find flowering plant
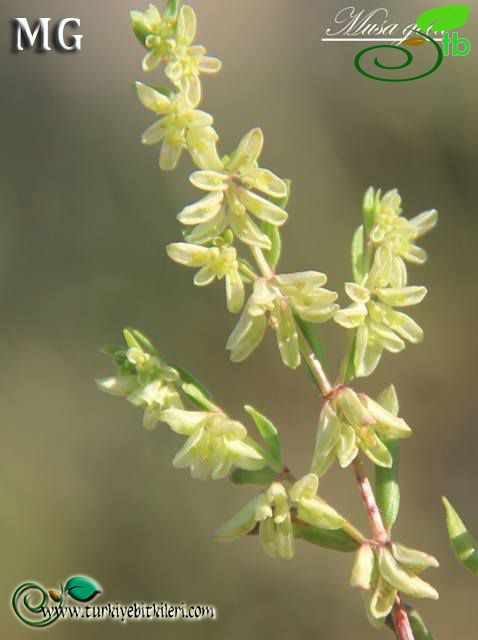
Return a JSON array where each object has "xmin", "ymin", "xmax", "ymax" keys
[{"xmin": 94, "ymin": 2, "xmax": 475, "ymax": 637}]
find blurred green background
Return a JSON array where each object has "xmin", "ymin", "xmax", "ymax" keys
[{"xmin": 1, "ymin": 0, "xmax": 477, "ymax": 637}]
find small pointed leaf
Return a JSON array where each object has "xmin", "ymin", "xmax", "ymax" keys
[
  {"xmin": 127, "ymin": 328, "xmax": 158, "ymax": 355},
  {"xmin": 163, "ymin": 0, "xmax": 179, "ymax": 19},
  {"xmin": 244, "ymin": 405, "xmax": 282, "ymax": 465},
  {"xmin": 293, "ymin": 522, "xmax": 358, "ymax": 553},
  {"xmin": 173, "ymin": 365, "xmax": 214, "ymax": 402},
  {"xmin": 230, "ymin": 467, "xmax": 278, "ymax": 485},
  {"xmin": 352, "ymin": 225, "xmax": 367, "ymax": 284},
  {"xmin": 408, "ymin": 608, "xmax": 434, "ymax": 640},
  {"xmin": 442, "ymin": 497, "xmax": 478, "ymax": 575},
  {"xmin": 130, "ymin": 11, "xmax": 150, "ymax": 46}
]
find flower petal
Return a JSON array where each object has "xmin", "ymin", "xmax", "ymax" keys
[
  {"xmin": 229, "ymin": 212, "xmax": 272, "ymax": 250},
  {"xmin": 142, "ymin": 119, "xmax": 167, "ymax": 145},
  {"xmin": 378, "ymin": 548, "xmax": 439, "ymax": 600},
  {"xmin": 177, "ymin": 192, "xmax": 224, "ymax": 225},
  {"xmin": 96, "ymin": 376, "xmax": 138, "ymax": 396},
  {"xmin": 237, "ymin": 187, "xmax": 288, "ymax": 225},
  {"xmin": 198, "ymin": 56, "xmax": 222, "ymax": 74},
  {"xmin": 136, "ymin": 82, "xmax": 171, "ymax": 113},
  {"xmin": 226, "ymin": 309, "xmax": 267, "ymax": 362},
  {"xmin": 375, "ymin": 286, "xmax": 427, "ymax": 308},
  {"xmin": 213, "ymin": 498, "xmax": 258, "ymax": 541},
  {"xmin": 167, "ymin": 242, "xmax": 209, "ymax": 267},
  {"xmin": 243, "ymin": 168, "xmax": 287, "ymax": 198},
  {"xmin": 160, "ymin": 408, "xmax": 209, "ymax": 435},
  {"xmin": 190, "ymin": 170, "xmax": 228, "ymax": 191},
  {"xmin": 225, "ymin": 270, "xmax": 245, "ymax": 314},
  {"xmin": 160, "ymin": 139, "xmax": 183, "ymax": 171},
  {"xmin": 177, "ymin": 5, "xmax": 197, "ymax": 46},
  {"xmin": 228, "ymin": 128, "xmax": 264, "ymax": 173}
]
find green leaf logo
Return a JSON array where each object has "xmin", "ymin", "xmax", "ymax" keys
[
  {"xmin": 416, "ymin": 5, "xmax": 471, "ymax": 33},
  {"xmin": 64, "ymin": 576, "xmax": 101, "ymax": 603}
]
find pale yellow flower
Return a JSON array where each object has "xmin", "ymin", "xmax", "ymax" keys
[
  {"xmin": 335, "ymin": 246, "xmax": 426, "ymax": 377},
  {"xmin": 179, "ymin": 128, "xmax": 288, "ymax": 249},
  {"xmin": 136, "ymin": 82, "xmax": 215, "ymax": 170},
  {"xmin": 227, "ymin": 273, "xmax": 338, "ymax": 368},
  {"xmin": 167, "ymin": 242, "xmax": 244, "ymax": 313},
  {"xmin": 311, "ymin": 386, "xmax": 411, "ymax": 476},
  {"xmin": 159, "ymin": 408, "xmax": 266, "ymax": 480}
]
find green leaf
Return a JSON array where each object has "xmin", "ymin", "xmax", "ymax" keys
[
  {"xmin": 260, "ymin": 179, "xmax": 290, "ymax": 269},
  {"xmin": 64, "ymin": 576, "xmax": 101, "ymax": 603},
  {"xmin": 173, "ymin": 365, "xmax": 214, "ymax": 402},
  {"xmin": 375, "ymin": 438, "xmax": 400, "ymax": 531},
  {"xmin": 244, "ymin": 405, "xmax": 282, "ymax": 465},
  {"xmin": 101, "ymin": 344, "xmax": 127, "ymax": 360},
  {"xmin": 130, "ymin": 11, "xmax": 150, "ymax": 47},
  {"xmin": 293, "ymin": 522, "xmax": 358, "ymax": 553},
  {"xmin": 125, "ymin": 328, "xmax": 158, "ymax": 355},
  {"xmin": 181, "ymin": 383, "xmax": 216, "ymax": 411},
  {"xmin": 230, "ymin": 467, "xmax": 278, "ymax": 485},
  {"xmin": 351, "ymin": 225, "xmax": 366, "ymax": 284},
  {"xmin": 362, "ymin": 187, "xmax": 375, "ymax": 233},
  {"xmin": 408, "ymin": 608, "xmax": 434, "ymax": 640},
  {"xmin": 163, "ymin": 0, "xmax": 180, "ymax": 19},
  {"xmin": 442, "ymin": 497, "xmax": 478, "ymax": 575},
  {"xmin": 416, "ymin": 6, "xmax": 471, "ymax": 33}
]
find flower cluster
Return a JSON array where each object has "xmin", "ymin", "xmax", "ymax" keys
[
  {"xmin": 311, "ymin": 385, "xmax": 411, "ymax": 476},
  {"xmin": 96, "ymin": 331, "xmax": 183, "ymax": 430},
  {"xmin": 335, "ymin": 189, "xmax": 437, "ymax": 377},
  {"xmin": 214, "ymin": 473, "xmax": 345, "ymax": 559},
  {"xmin": 112, "ymin": 4, "xmax": 442, "ymax": 635},
  {"xmin": 97, "ymin": 329, "xmax": 270, "ymax": 480},
  {"xmin": 132, "ymin": 3, "xmax": 221, "ymax": 102},
  {"xmin": 351, "ymin": 541, "xmax": 438, "ymax": 626},
  {"xmin": 160, "ymin": 407, "xmax": 266, "ymax": 480},
  {"xmin": 180, "ymin": 128, "xmax": 289, "ymax": 249},
  {"xmin": 167, "ymin": 242, "xmax": 244, "ymax": 313},
  {"xmin": 132, "ymin": 1, "xmax": 338, "ymax": 369},
  {"xmin": 227, "ymin": 273, "xmax": 338, "ymax": 368}
]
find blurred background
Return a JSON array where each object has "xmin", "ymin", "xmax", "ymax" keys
[{"xmin": 1, "ymin": 0, "xmax": 477, "ymax": 637}]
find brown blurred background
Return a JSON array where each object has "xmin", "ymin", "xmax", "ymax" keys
[{"xmin": 1, "ymin": 0, "xmax": 477, "ymax": 638}]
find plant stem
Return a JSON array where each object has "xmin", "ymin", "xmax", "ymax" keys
[
  {"xmin": 297, "ymin": 325, "xmax": 415, "ymax": 640},
  {"xmin": 250, "ymin": 245, "xmax": 274, "ymax": 279},
  {"xmin": 392, "ymin": 595, "xmax": 415, "ymax": 640},
  {"xmin": 353, "ymin": 457, "xmax": 389, "ymax": 544},
  {"xmin": 297, "ymin": 328, "xmax": 332, "ymax": 397}
]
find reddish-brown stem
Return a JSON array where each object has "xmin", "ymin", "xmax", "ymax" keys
[
  {"xmin": 294, "ymin": 328, "xmax": 415, "ymax": 640},
  {"xmin": 353, "ymin": 461, "xmax": 415, "ymax": 640},
  {"xmin": 353, "ymin": 458, "xmax": 389, "ymax": 545},
  {"xmin": 392, "ymin": 595, "xmax": 415, "ymax": 640}
]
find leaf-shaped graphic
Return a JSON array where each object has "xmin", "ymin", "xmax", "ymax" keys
[
  {"xmin": 403, "ymin": 36, "xmax": 427, "ymax": 47},
  {"xmin": 416, "ymin": 5, "xmax": 471, "ymax": 33},
  {"xmin": 64, "ymin": 576, "xmax": 101, "ymax": 603}
]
